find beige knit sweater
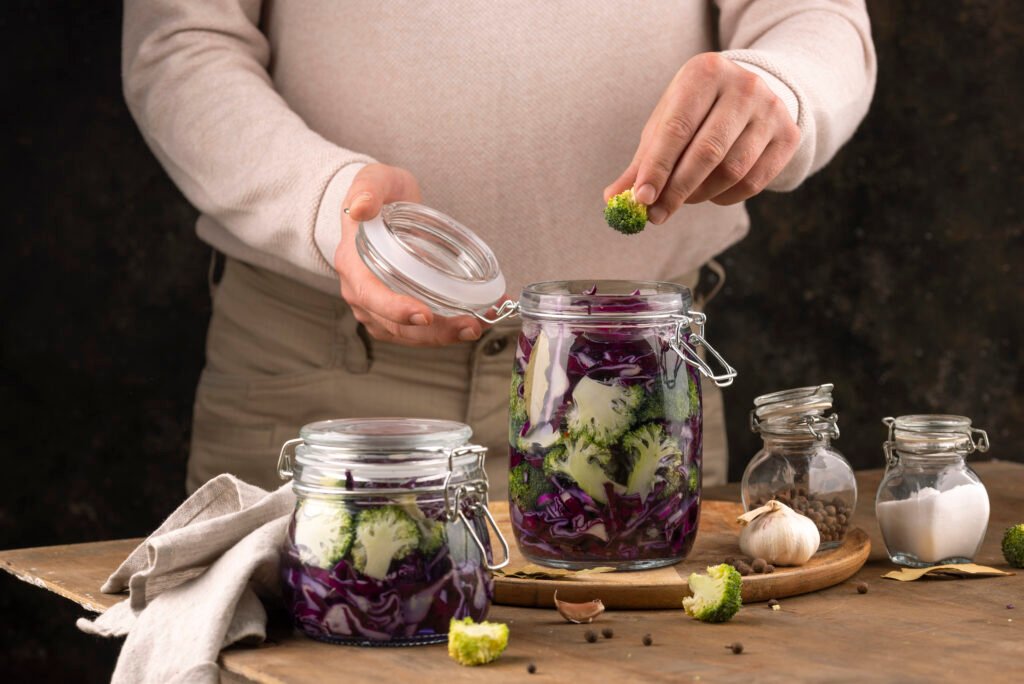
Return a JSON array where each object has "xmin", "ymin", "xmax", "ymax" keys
[{"xmin": 123, "ymin": 1, "xmax": 875, "ymax": 298}]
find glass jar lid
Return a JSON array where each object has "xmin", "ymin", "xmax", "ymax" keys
[
  {"xmin": 298, "ymin": 417, "xmax": 472, "ymax": 454},
  {"xmin": 883, "ymin": 415, "xmax": 990, "ymax": 457},
  {"xmin": 750, "ymin": 384, "xmax": 840, "ymax": 439},
  {"xmin": 277, "ymin": 418, "xmax": 486, "ymax": 494},
  {"xmin": 356, "ymin": 202, "xmax": 507, "ymax": 317}
]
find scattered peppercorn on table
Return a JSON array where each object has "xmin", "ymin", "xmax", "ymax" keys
[{"xmin": 2, "ymin": 463, "xmax": 1021, "ymax": 682}]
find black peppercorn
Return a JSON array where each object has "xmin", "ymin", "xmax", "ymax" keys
[
  {"xmin": 751, "ymin": 558, "xmax": 767, "ymax": 573},
  {"xmin": 601, "ymin": 627, "xmax": 614, "ymax": 639},
  {"xmin": 527, "ymin": 663, "xmax": 537, "ymax": 674},
  {"xmin": 763, "ymin": 564, "xmax": 775, "ymax": 574},
  {"xmin": 642, "ymin": 634, "xmax": 653, "ymax": 646},
  {"xmin": 856, "ymin": 581, "xmax": 868, "ymax": 594},
  {"xmin": 734, "ymin": 561, "xmax": 752, "ymax": 576},
  {"xmin": 767, "ymin": 599, "xmax": 780, "ymax": 608},
  {"xmin": 725, "ymin": 642, "xmax": 744, "ymax": 654},
  {"xmin": 584, "ymin": 630, "xmax": 597, "ymax": 643}
]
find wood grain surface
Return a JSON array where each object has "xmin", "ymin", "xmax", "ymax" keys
[
  {"xmin": 491, "ymin": 500, "xmax": 870, "ymax": 608},
  {"xmin": 2, "ymin": 462, "xmax": 1021, "ymax": 683}
]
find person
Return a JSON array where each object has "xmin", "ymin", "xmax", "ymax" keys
[{"xmin": 122, "ymin": 1, "xmax": 876, "ymax": 496}]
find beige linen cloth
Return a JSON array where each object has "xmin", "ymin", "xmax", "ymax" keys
[{"xmin": 77, "ymin": 475, "xmax": 295, "ymax": 684}]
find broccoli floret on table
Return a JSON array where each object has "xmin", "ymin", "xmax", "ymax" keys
[
  {"xmin": 447, "ymin": 617, "xmax": 509, "ymax": 666},
  {"xmin": 1002, "ymin": 523, "xmax": 1024, "ymax": 568},
  {"xmin": 683, "ymin": 563, "xmax": 743, "ymax": 623}
]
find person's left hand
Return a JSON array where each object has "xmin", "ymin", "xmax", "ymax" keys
[{"xmin": 604, "ymin": 52, "xmax": 801, "ymax": 224}]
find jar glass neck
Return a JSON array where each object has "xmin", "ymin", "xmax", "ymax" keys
[
  {"xmin": 894, "ymin": 451, "xmax": 966, "ymax": 467},
  {"xmin": 761, "ymin": 434, "xmax": 832, "ymax": 449}
]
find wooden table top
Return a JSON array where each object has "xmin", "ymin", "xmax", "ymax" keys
[{"xmin": 3, "ymin": 462, "xmax": 1022, "ymax": 682}]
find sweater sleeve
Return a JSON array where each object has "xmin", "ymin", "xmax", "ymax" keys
[
  {"xmin": 122, "ymin": 0, "xmax": 375, "ymax": 277},
  {"xmin": 715, "ymin": 0, "xmax": 877, "ymax": 190}
]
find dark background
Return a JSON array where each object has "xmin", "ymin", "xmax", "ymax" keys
[{"xmin": 1, "ymin": 1, "xmax": 1021, "ymax": 680}]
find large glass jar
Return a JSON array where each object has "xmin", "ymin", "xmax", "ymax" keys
[
  {"xmin": 276, "ymin": 418, "xmax": 509, "ymax": 647},
  {"xmin": 508, "ymin": 281, "xmax": 736, "ymax": 570},
  {"xmin": 741, "ymin": 384, "xmax": 856, "ymax": 549},
  {"xmin": 352, "ymin": 202, "xmax": 737, "ymax": 571},
  {"xmin": 876, "ymin": 415, "xmax": 990, "ymax": 567}
]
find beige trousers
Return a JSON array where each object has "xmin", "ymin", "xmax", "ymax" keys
[{"xmin": 187, "ymin": 259, "xmax": 728, "ymax": 497}]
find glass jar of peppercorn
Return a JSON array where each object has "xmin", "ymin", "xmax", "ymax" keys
[{"xmin": 740, "ymin": 384, "xmax": 857, "ymax": 550}]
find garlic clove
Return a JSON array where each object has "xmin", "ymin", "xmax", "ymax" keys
[{"xmin": 553, "ymin": 591, "xmax": 606, "ymax": 623}]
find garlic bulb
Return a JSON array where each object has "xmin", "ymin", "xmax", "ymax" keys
[{"xmin": 737, "ymin": 500, "xmax": 820, "ymax": 566}]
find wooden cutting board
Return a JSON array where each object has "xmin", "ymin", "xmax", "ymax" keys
[{"xmin": 488, "ymin": 499, "xmax": 870, "ymax": 609}]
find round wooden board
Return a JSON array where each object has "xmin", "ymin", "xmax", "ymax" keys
[{"xmin": 488, "ymin": 499, "xmax": 870, "ymax": 609}]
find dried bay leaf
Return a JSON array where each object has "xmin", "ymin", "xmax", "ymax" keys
[
  {"xmin": 495, "ymin": 564, "xmax": 616, "ymax": 580},
  {"xmin": 882, "ymin": 563, "xmax": 1014, "ymax": 581}
]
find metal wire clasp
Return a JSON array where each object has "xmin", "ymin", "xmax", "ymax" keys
[
  {"xmin": 441, "ymin": 445, "xmax": 510, "ymax": 571},
  {"xmin": 470, "ymin": 299, "xmax": 520, "ymax": 325},
  {"xmin": 277, "ymin": 438, "xmax": 304, "ymax": 480},
  {"xmin": 668, "ymin": 311, "xmax": 738, "ymax": 387}
]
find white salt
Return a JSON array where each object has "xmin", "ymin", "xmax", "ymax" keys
[{"xmin": 876, "ymin": 483, "xmax": 990, "ymax": 563}]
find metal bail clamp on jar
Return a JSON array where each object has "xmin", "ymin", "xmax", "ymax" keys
[
  {"xmin": 276, "ymin": 418, "xmax": 509, "ymax": 647},
  {"xmin": 355, "ymin": 201, "xmax": 737, "ymax": 387},
  {"xmin": 742, "ymin": 384, "xmax": 856, "ymax": 549},
  {"xmin": 876, "ymin": 415, "xmax": 991, "ymax": 568}
]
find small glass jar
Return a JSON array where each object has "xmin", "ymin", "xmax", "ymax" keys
[
  {"xmin": 741, "ymin": 384, "xmax": 857, "ymax": 549},
  {"xmin": 508, "ymin": 281, "xmax": 735, "ymax": 571},
  {"xmin": 876, "ymin": 415, "xmax": 990, "ymax": 567},
  {"xmin": 276, "ymin": 418, "xmax": 509, "ymax": 647}
]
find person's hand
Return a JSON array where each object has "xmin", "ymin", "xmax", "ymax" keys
[
  {"xmin": 605, "ymin": 53, "xmax": 800, "ymax": 223},
  {"xmin": 333, "ymin": 163, "xmax": 486, "ymax": 346}
]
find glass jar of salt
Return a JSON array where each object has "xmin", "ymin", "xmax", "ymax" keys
[{"xmin": 876, "ymin": 415, "xmax": 990, "ymax": 567}]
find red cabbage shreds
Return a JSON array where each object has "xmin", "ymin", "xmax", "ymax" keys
[
  {"xmin": 509, "ymin": 323, "xmax": 703, "ymax": 567},
  {"xmin": 281, "ymin": 505, "xmax": 493, "ymax": 646}
]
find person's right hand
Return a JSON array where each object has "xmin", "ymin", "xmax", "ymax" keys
[{"xmin": 333, "ymin": 163, "xmax": 487, "ymax": 346}]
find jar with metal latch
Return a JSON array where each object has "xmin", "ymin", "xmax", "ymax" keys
[
  {"xmin": 355, "ymin": 202, "xmax": 738, "ymax": 571},
  {"xmin": 276, "ymin": 418, "xmax": 509, "ymax": 647},
  {"xmin": 876, "ymin": 415, "xmax": 990, "ymax": 567},
  {"xmin": 741, "ymin": 384, "xmax": 856, "ymax": 550}
]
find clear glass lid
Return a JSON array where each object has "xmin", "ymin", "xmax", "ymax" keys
[
  {"xmin": 750, "ymin": 384, "xmax": 839, "ymax": 439},
  {"xmin": 883, "ymin": 415, "xmax": 990, "ymax": 456},
  {"xmin": 356, "ymin": 202, "xmax": 507, "ymax": 316},
  {"xmin": 299, "ymin": 417, "xmax": 472, "ymax": 454}
]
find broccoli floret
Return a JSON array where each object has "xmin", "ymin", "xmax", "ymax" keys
[
  {"xmin": 638, "ymin": 378, "xmax": 699, "ymax": 425},
  {"xmin": 292, "ymin": 498, "xmax": 354, "ymax": 569},
  {"xmin": 509, "ymin": 462, "xmax": 555, "ymax": 510},
  {"xmin": 543, "ymin": 438, "xmax": 622, "ymax": 504},
  {"xmin": 350, "ymin": 506, "xmax": 420, "ymax": 580},
  {"xmin": 509, "ymin": 374, "xmax": 528, "ymax": 444},
  {"xmin": 447, "ymin": 617, "xmax": 509, "ymax": 666},
  {"xmin": 566, "ymin": 376, "xmax": 644, "ymax": 447},
  {"xmin": 622, "ymin": 423, "xmax": 684, "ymax": 501},
  {"xmin": 688, "ymin": 464, "xmax": 700, "ymax": 495},
  {"xmin": 391, "ymin": 494, "xmax": 446, "ymax": 556},
  {"xmin": 1002, "ymin": 523, "xmax": 1024, "ymax": 568},
  {"xmin": 604, "ymin": 188, "xmax": 648, "ymax": 235},
  {"xmin": 682, "ymin": 564, "xmax": 743, "ymax": 623}
]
